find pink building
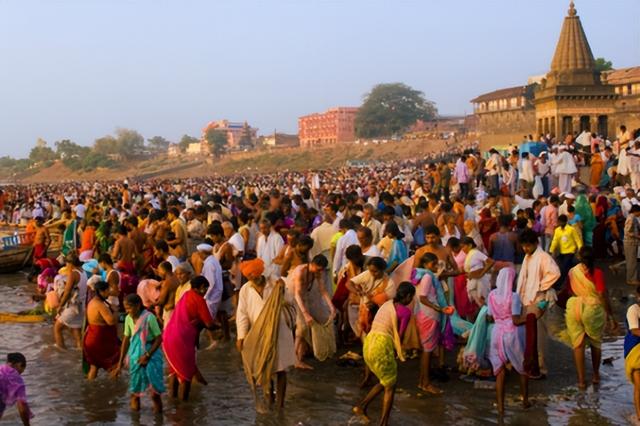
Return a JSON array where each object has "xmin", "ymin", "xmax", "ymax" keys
[
  {"xmin": 298, "ymin": 107, "xmax": 359, "ymax": 147},
  {"xmin": 202, "ymin": 120, "xmax": 257, "ymax": 148}
]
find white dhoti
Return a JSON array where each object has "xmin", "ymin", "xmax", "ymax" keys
[{"xmin": 558, "ymin": 174, "xmax": 572, "ymax": 194}]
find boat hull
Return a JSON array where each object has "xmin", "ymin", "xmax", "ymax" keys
[{"xmin": 0, "ymin": 247, "xmax": 33, "ymax": 273}]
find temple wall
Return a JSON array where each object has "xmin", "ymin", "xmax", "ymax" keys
[
  {"xmin": 612, "ymin": 96, "xmax": 640, "ymax": 133},
  {"xmin": 476, "ymin": 109, "xmax": 536, "ymax": 151}
]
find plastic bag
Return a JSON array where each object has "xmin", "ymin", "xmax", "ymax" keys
[{"xmin": 532, "ymin": 176, "xmax": 543, "ymax": 198}]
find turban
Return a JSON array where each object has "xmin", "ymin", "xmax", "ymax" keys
[
  {"xmin": 240, "ymin": 258, "xmax": 265, "ymax": 279},
  {"xmin": 197, "ymin": 243, "xmax": 214, "ymax": 252}
]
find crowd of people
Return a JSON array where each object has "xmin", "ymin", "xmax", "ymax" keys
[{"xmin": 2, "ymin": 125, "xmax": 640, "ymax": 425}]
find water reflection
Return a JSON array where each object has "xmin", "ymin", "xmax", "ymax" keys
[{"xmin": 0, "ymin": 271, "xmax": 637, "ymax": 425}]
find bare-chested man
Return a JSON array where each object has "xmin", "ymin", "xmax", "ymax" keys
[
  {"xmin": 111, "ymin": 225, "xmax": 138, "ymax": 275},
  {"xmin": 412, "ymin": 199, "xmax": 435, "ymax": 233},
  {"xmin": 156, "ymin": 261, "xmax": 179, "ymax": 325},
  {"xmin": 126, "ymin": 217, "xmax": 149, "ymax": 257},
  {"xmin": 291, "ymin": 255, "xmax": 335, "ymax": 369},
  {"xmin": 413, "ymin": 225, "xmax": 460, "ymax": 277},
  {"xmin": 32, "ymin": 217, "xmax": 51, "ymax": 261},
  {"xmin": 98, "ymin": 253, "xmax": 121, "ymax": 306},
  {"xmin": 167, "ymin": 207, "xmax": 188, "ymax": 261}
]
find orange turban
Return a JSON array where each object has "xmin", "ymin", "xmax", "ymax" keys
[{"xmin": 240, "ymin": 258, "xmax": 265, "ymax": 279}]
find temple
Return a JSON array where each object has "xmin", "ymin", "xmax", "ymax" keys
[{"xmin": 471, "ymin": 1, "xmax": 640, "ymax": 150}]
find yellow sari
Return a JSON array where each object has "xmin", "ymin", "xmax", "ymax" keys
[{"xmin": 565, "ymin": 265, "xmax": 605, "ymax": 349}]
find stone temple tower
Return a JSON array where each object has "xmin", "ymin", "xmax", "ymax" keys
[{"xmin": 534, "ymin": 1, "xmax": 617, "ymax": 138}]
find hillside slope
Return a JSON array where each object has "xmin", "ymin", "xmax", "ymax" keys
[{"xmin": 18, "ymin": 138, "xmax": 456, "ymax": 183}]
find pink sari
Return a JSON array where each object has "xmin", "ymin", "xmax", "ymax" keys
[
  {"xmin": 162, "ymin": 290, "xmax": 214, "ymax": 382},
  {"xmin": 487, "ymin": 267, "xmax": 525, "ymax": 375}
]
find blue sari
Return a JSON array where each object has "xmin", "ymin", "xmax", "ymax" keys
[
  {"xmin": 414, "ymin": 268, "xmax": 472, "ymax": 337},
  {"xmin": 386, "ymin": 239, "xmax": 408, "ymax": 273},
  {"xmin": 127, "ymin": 311, "xmax": 165, "ymax": 395},
  {"xmin": 462, "ymin": 305, "xmax": 493, "ymax": 372}
]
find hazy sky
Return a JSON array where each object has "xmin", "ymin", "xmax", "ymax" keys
[{"xmin": 0, "ymin": 0, "xmax": 638, "ymax": 157}]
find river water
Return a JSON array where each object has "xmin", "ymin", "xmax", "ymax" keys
[{"xmin": 0, "ymin": 270, "xmax": 638, "ymax": 426}]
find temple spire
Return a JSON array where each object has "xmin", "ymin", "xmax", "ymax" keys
[{"xmin": 550, "ymin": 0, "xmax": 595, "ymax": 72}]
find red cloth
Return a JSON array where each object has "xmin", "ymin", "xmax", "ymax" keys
[
  {"xmin": 163, "ymin": 290, "xmax": 214, "ymax": 382},
  {"xmin": 523, "ymin": 313, "xmax": 539, "ymax": 377},
  {"xmin": 119, "ymin": 273, "xmax": 138, "ymax": 297},
  {"xmin": 117, "ymin": 261, "xmax": 136, "ymax": 276},
  {"xmin": 33, "ymin": 243, "xmax": 47, "ymax": 260},
  {"xmin": 83, "ymin": 324, "xmax": 120, "ymax": 370},
  {"xmin": 592, "ymin": 268, "xmax": 605, "ymax": 293},
  {"xmin": 117, "ymin": 261, "xmax": 139, "ymax": 302},
  {"xmin": 478, "ymin": 214, "xmax": 498, "ymax": 251},
  {"xmin": 453, "ymin": 274, "xmax": 477, "ymax": 318},
  {"xmin": 35, "ymin": 257, "xmax": 59, "ymax": 271},
  {"xmin": 332, "ymin": 272, "xmax": 350, "ymax": 309}
]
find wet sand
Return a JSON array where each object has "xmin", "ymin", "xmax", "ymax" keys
[{"xmin": 0, "ymin": 268, "xmax": 638, "ymax": 426}]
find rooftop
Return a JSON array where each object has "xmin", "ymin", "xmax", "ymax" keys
[
  {"xmin": 603, "ymin": 66, "xmax": 640, "ymax": 85},
  {"xmin": 471, "ymin": 86, "xmax": 530, "ymax": 103}
]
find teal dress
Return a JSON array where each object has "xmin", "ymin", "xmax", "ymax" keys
[{"xmin": 124, "ymin": 311, "xmax": 165, "ymax": 395}]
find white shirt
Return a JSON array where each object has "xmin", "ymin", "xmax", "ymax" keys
[
  {"xmin": 74, "ymin": 204, "xmax": 86, "ymax": 219},
  {"xmin": 332, "ymin": 229, "xmax": 359, "ymax": 274},
  {"xmin": 362, "ymin": 245, "xmax": 382, "ymax": 258},
  {"xmin": 627, "ymin": 304, "xmax": 640, "ymax": 330},
  {"xmin": 202, "ymin": 255, "xmax": 224, "ymax": 317},
  {"xmin": 166, "ymin": 255, "xmax": 180, "ymax": 271},
  {"xmin": 535, "ymin": 159, "xmax": 551, "ymax": 176},
  {"xmin": 622, "ymin": 197, "xmax": 640, "ymax": 218},
  {"xmin": 310, "ymin": 222, "xmax": 336, "ymax": 260},
  {"xmin": 228, "ymin": 232, "xmax": 245, "ymax": 255},
  {"xmin": 235, "ymin": 280, "xmax": 296, "ymax": 372},
  {"xmin": 518, "ymin": 159, "xmax": 535, "ymax": 183},
  {"xmin": 256, "ymin": 231, "xmax": 285, "ymax": 280}
]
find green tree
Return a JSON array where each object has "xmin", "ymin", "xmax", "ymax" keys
[
  {"xmin": 0, "ymin": 156, "xmax": 17, "ymax": 168},
  {"xmin": 93, "ymin": 135, "xmax": 119, "ymax": 155},
  {"xmin": 179, "ymin": 135, "xmax": 200, "ymax": 152},
  {"xmin": 55, "ymin": 139, "xmax": 90, "ymax": 159},
  {"xmin": 239, "ymin": 122, "xmax": 254, "ymax": 148},
  {"xmin": 115, "ymin": 128, "xmax": 145, "ymax": 156},
  {"xmin": 147, "ymin": 136, "xmax": 171, "ymax": 153},
  {"xmin": 80, "ymin": 152, "xmax": 115, "ymax": 171},
  {"xmin": 595, "ymin": 57, "xmax": 613, "ymax": 73},
  {"xmin": 354, "ymin": 83, "xmax": 438, "ymax": 138},
  {"xmin": 205, "ymin": 128, "xmax": 228, "ymax": 158},
  {"xmin": 28, "ymin": 144, "xmax": 57, "ymax": 163}
]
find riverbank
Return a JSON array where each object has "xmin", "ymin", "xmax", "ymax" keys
[
  {"xmin": 0, "ymin": 262, "xmax": 638, "ymax": 425},
  {"xmin": 14, "ymin": 138, "xmax": 463, "ymax": 184}
]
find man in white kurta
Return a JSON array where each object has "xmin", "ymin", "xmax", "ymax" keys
[
  {"xmin": 553, "ymin": 147, "xmax": 577, "ymax": 194},
  {"xmin": 236, "ymin": 277, "xmax": 295, "ymax": 373},
  {"xmin": 309, "ymin": 216, "xmax": 336, "ymax": 269},
  {"xmin": 199, "ymin": 243, "xmax": 224, "ymax": 318},
  {"xmin": 256, "ymin": 219, "xmax": 285, "ymax": 280},
  {"xmin": 236, "ymin": 259, "xmax": 295, "ymax": 408},
  {"xmin": 515, "ymin": 231, "xmax": 561, "ymax": 376},
  {"xmin": 222, "ymin": 221, "xmax": 245, "ymax": 290},
  {"xmin": 332, "ymin": 220, "xmax": 359, "ymax": 276}
]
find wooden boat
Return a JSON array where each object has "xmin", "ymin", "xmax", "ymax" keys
[
  {"xmin": 0, "ymin": 228, "xmax": 63, "ymax": 272},
  {"xmin": 0, "ymin": 245, "xmax": 33, "ymax": 273}
]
